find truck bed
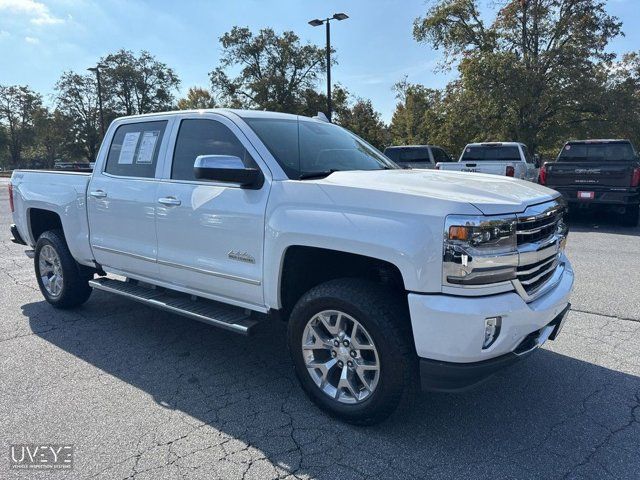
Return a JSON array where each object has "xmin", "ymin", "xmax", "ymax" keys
[{"xmin": 10, "ymin": 169, "xmax": 93, "ymax": 265}]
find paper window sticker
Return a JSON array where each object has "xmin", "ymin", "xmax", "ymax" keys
[
  {"xmin": 136, "ymin": 131, "xmax": 160, "ymax": 164},
  {"xmin": 118, "ymin": 132, "xmax": 140, "ymax": 165}
]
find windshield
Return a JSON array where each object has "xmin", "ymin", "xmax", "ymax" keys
[
  {"xmin": 244, "ymin": 117, "xmax": 397, "ymax": 179},
  {"xmin": 557, "ymin": 142, "xmax": 637, "ymax": 162},
  {"xmin": 461, "ymin": 145, "xmax": 521, "ymax": 161}
]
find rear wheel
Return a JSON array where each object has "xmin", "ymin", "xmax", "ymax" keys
[
  {"xmin": 287, "ymin": 278, "xmax": 417, "ymax": 425},
  {"xmin": 34, "ymin": 230, "xmax": 93, "ymax": 309},
  {"xmin": 621, "ymin": 204, "xmax": 639, "ymax": 227}
]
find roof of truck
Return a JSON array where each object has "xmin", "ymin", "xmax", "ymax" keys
[
  {"xmin": 564, "ymin": 139, "xmax": 631, "ymax": 144},
  {"xmin": 465, "ymin": 142, "xmax": 525, "ymax": 147},
  {"xmin": 112, "ymin": 108, "xmax": 316, "ymax": 122}
]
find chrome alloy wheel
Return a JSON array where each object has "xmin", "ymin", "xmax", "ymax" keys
[
  {"xmin": 38, "ymin": 244, "xmax": 64, "ymax": 297},
  {"xmin": 301, "ymin": 310, "xmax": 380, "ymax": 404}
]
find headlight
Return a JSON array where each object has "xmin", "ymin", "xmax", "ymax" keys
[{"xmin": 443, "ymin": 215, "xmax": 518, "ymax": 286}]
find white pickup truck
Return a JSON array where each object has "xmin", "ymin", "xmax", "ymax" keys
[
  {"xmin": 437, "ymin": 142, "xmax": 540, "ymax": 181},
  {"xmin": 9, "ymin": 110, "xmax": 573, "ymax": 424}
]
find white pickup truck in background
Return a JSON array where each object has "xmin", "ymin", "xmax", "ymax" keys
[
  {"xmin": 437, "ymin": 142, "xmax": 540, "ymax": 181},
  {"xmin": 10, "ymin": 109, "xmax": 572, "ymax": 424}
]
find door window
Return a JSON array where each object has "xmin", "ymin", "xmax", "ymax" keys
[
  {"xmin": 172, "ymin": 119, "xmax": 255, "ymax": 181},
  {"xmin": 105, "ymin": 121, "xmax": 167, "ymax": 178}
]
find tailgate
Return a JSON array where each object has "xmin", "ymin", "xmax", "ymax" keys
[
  {"xmin": 441, "ymin": 161, "xmax": 509, "ymax": 175},
  {"xmin": 546, "ymin": 162, "xmax": 634, "ymax": 187}
]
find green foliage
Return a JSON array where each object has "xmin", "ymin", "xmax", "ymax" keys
[
  {"xmin": 100, "ymin": 49, "xmax": 181, "ymax": 116},
  {"xmin": 404, "ymin": 0, "xmax": 626, "ymax": 154},
  {"xmin": 0, "ymin": 85, "xmax": 42, "ymax": 167},
  {"xmin": 335, "ymin": 97, "xmax": 389, "ymax": 151},
  {"xmin": 210, "ymin": 27, "xmax": 328, "ymax": 114},
  {"xmin": 177, "ymin": 87, "xmax": 216, "ymax": 110},
  {"xmin": 55, "ymin": 72, "xmax": 102, "ymax": 162}
]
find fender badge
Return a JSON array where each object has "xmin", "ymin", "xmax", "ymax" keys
[{"xmin": 228, "ymin": 251, "xmax": 256, "ymax": 264}]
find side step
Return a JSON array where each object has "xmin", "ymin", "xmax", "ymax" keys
[{"xmin": 89, "ymin": 277, "xmax": 259, "ymax": 335}]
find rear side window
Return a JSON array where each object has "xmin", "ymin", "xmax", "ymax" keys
[
  {"xmin": 171, "ymin": 119, "xmax": 255, "ymax": 181},
  {"xmin": 462, "ymin": 145, "xmax": 521, "ymax": 161},
  {"xmin": 432, "ymin": 147, "xmax": 453, "ymax": 163},
  {"xmin": 558, "ymin": 142, "xmax": 637, "ymax": 162},
  {"xmin": 399, "ymin": 148, "xmax": 431, "ymax": 163},
  {"xmin": 105, "ymin": 121, "xmax": 167, "ymax": 178}
]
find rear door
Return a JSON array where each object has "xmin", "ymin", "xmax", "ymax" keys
[
  {"xmin": 154, "ymin": 113, "xmax": 269, "ymax": 308},
  {"xmin": 88, "ymin": 118, "xmax": 171, "ymax": 278}
]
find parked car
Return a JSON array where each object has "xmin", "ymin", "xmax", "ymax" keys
[
  {"xmin": 437, "ymin": 142, "xmax": 539, "ymax": 182},
  {"xmin": 9, "ymin": 109, "xmax": 573, "ymax": 424},
  {"xmin": 383, "ymin": 145, "xmax": 454, "ymax": 169},
  {"xmin": 540, "ymin": 139, "xmax": 640, "ymax": 226}
]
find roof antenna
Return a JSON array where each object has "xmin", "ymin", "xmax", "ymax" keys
[{"xmin": 313, "ymin": 112, "xmax": 330, "ymax": 123}]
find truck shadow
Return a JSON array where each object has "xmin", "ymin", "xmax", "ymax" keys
[
  {"xmin": 566, "ymin": 209, "xmax": 640, "ymax": 235},
  {"xmin": 22, "ymin": 295, "xmax": 640, "ymax": 479}
]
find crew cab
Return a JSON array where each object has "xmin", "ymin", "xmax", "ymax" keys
[
  {"xmin": 437, "ymin": 142, "xmax": 539, "ymax": 181},
  {"xmin": 9, "ymin": 110, "xmax": 573, "ymax": 424},
  {"xmin": 540, "ymin": 139, "xmax": 640, "ymax": 226},
  {"xmin": 383, "ymin": 145, "xmax": 454, "ymax": 169}
]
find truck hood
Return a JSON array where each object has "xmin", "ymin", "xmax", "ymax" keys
[{"xmin": 315, "ymin": 169, "xmax": 558, "ymax": 215}]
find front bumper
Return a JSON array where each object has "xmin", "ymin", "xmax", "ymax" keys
[
  {"xmin": 419, "ymin": 305, "xmax": 570, "ymax": 391},
  {"xmin": 408, "ymin": 256, "xmax": 574, "ymax": 390}
]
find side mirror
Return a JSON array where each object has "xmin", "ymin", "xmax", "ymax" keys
[{"xmin": 194, "ymin": 155, "xmax": 263, "ymax": 189}]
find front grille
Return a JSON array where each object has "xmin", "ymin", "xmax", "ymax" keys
[
  {"xmin": 514, "ymin": 200, "xmax": 566, "ymax": 299},
  {"xmin": 516, "ymin": 204, "xmax": 564, "ymax": 245}
]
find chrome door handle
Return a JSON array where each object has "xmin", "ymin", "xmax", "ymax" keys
[
  {"xmin": 90, "ymin": 190, "xmax": 107, "ymax": 198},
  {"xmin": 158, "ymin": 196, "xmax": 181, "ymax": 206}
]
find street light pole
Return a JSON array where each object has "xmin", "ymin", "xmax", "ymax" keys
[
  {"xmin": 326, "ymin": 20, "xmax": 331, "ymax": 122},
  {"xmin": 309, "ymin": 13, "xmax": 348, "ymax": 122},
  {"xmin": 87, "ymin": 64, "xmax": 105, "ymax": 137}
]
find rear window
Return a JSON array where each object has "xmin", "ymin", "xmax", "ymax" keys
[
  {"xmin": 558, "ymin": 142, "xmax": 637, "ymax": 162},
  {"xmin": 462, "ymin": 145, "xmax": 521, "ymax": 161},
  {"xmin": 384, "ymin": 147, "xmax": 431, "ymax": 164},
  {"xmin": 105, "ymin": 121, "xmax": 167, "ymax": 178}
]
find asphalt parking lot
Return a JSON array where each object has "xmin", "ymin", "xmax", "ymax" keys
[{"xmin": 1, "ymin": 176, "xmax": 639, "ymax": 480}]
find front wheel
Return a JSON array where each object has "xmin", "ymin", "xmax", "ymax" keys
[
  {"xmin": 287, "ymin": 279, "xmax": 417, "ymax": 425},
  {"xmin": 34, "ymin": 230, "xmax": 93, "ymax": 309}
]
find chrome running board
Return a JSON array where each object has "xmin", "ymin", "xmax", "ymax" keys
[{"xmin": 89, "ymin": 277, "xmax": 259, "ymax": 335}]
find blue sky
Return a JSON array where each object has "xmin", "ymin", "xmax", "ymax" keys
[{"xmin": 0, "ymin": 0, "xmax": 638, "ymax": 122}]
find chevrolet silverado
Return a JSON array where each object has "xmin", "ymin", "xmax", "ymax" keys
[{"xmin": 9, "ymin": 109, "xmax": 573, "ymax": 424}]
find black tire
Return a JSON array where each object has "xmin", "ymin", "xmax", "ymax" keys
[
  {"xmin": 287, "ymin": 278, "xmax": 418, "ymax": 425},
  {"xmin": 621, "ymin": 205, "xmax": 639, "ymax": 227},
  {"xmin": 34, "ymin": 229, "xmax": 93, "ymax": 309}
]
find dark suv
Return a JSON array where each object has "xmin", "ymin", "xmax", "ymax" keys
[{"xmin": 540, "ymin": 139, "xmax": 640, "ymax": 226}]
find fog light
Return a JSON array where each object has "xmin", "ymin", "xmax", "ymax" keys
[{"xmin": 483, "ymin": 316, "xmax": 502, "ymax": 349}]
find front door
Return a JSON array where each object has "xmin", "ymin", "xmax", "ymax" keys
[
  {"xmin": 87, "ymin": 119, "xmax": 170, "ymax": 278},
  {"xmin": 154, "ymin": 115, "xmax": 269, "ymax": 308}
]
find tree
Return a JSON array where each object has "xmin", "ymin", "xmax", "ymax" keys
[
  {"xmin": 0, "ymin": 85, "xmax": 42, "ymax": 168},
  {"xmin": 177, "ymin": 87, "xmax": 216, "ymax": 109},
  {"xmin": 55, "ymin": 72, "xmax": 101, "ymax": 162},
  {"xmin": 100, "ymin": 49, "xmax": 180, "ymax": 115},
  {"xmin": 210, "ymin": 27, "xmax": 328, "ymax": 114},
  {"xmin": 336, "ymin": 98, "xmax": 389, "ymax": 150},
  {"xmin": 389, "ymin": 79, "xmax": 442, "ymax": 146},
  {"xmin": 413, "ymin": 0, "xmax": 622, "ymax": 152}
]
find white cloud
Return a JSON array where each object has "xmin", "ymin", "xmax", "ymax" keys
[
  {"xmin": 0, "ymin": 30, "xmax": 10, "ymax": 38},
  {"xmin": 0, "ymin": 0, "xmax": 64, "ymax": 25},
  {"xmin": 24, "ymin": 35, "xmax": 39, "ymax": 43}
]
